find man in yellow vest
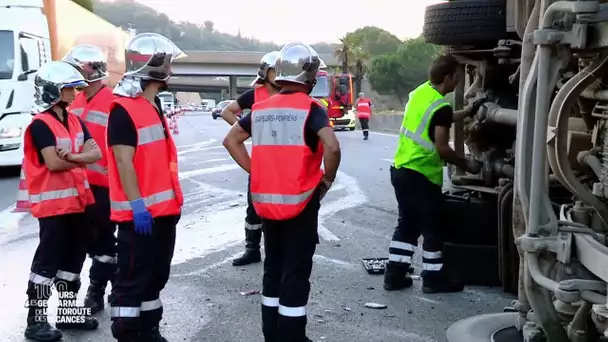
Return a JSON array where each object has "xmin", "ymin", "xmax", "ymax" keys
[{"xmin": 384, "ymin": 54, "xmax": 484, "ymax": 294}]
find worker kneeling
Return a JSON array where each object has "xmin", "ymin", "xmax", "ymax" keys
[
  {"xmin": 223, "ymin": 42, "xmax": 341, "ymax": 342},
  {"xmin": 107, "ymin": 33, "xmax": 185, "ymax": 342},
  {"xmin": 23, "ymin": 61, "xmax": 102, "ymax": 341}
]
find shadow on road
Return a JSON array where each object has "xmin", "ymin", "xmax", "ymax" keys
[{"xmin": 0, "ymin": 166, "xmax": 20, "ymax": 178}]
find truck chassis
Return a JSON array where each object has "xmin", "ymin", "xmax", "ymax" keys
[{"xmin": 423, "ymin": 0, "xmax": 608, "ymax": 341}]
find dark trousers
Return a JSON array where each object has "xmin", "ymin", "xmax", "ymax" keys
[
  {"xmin": 26, "ymin": 212, "xmax": 91, "ymax": 321},
  {"xmin": 359, "ymin": 117, "xmax": 370, "ymax": 137},
  {"xmin": 388, "ymin": 167, "xmax": 444, "ymax": 278},
  {"xmin": 261, "ymin": 192, "xmax": 320, "ymax": 342},
  {"xmin": 245, "ymin": 177, "xmax": 263, "ymax": 249},
  {"xmin": 109, "ymin": 215, "xmax": 179, "ymax": 339},
  {"xmin": 88, "ymin": 185, "xmax": 117, "ymax": 285}
]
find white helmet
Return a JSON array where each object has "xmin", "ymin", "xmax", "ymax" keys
[
  {"xmin": 115, "ymin": 33, "xmax": 186, "ymax": 98},
  {"xmin": 274, "ymin": 43, "xmax": 322, "ymax": 86},
  {"xmin": 33, "ymin": 61, "xmax": 87, "ymax": 113},
  {"xmin": 62, "ymin": 45, "xmax": 108, "ymax": 82},
  {"xmin": 250, "ymin": 51, "xmax": 280, "ymax": 87}
]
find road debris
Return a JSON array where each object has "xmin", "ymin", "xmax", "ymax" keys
[
  {"xmin": 361, "ymin": 258, "xmax": 388, "ymax": 274},
  {"xmin": 364, "ymin": 302, "xmax": 387, "ymax": 309},
  {"xmin": 240, "ymin": 290, "xmax": 260, "ymax": 296}
]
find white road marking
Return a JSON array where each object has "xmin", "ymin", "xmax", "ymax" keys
[
  {"xmin": 0, "ymin": 204, "xmax": 28, "ymax": 233},
  {"xmin": 189, "ymin": 158, "xmax": 231, "ymax": 165},
  {"xmin": 178, "ymin": 164, "xmax": 242, "ymax": 179},
  {"xmin": 177, "ymin": 139, "xmax": 217, "ymax": 149},
  {"xmin": 370, "ymin": 131, "xmax": 399, "ymax": 137},
  {"xmin": 177, "ymin": 139, "xmax": 218, "ymax": 155},
  {"xmin": 313, "ymin": 254, "xmax": 357, "ymax": 269},
  {"xmin": 317, "ymin": 171, "xmax": 367, "ymax": 244},
  {"xmin": 172, "ymin": 251, "xmax": 243, "ymax": 277}
]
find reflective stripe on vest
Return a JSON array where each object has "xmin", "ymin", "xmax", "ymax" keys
[
  {"xmin": 138, "ymin": 124, "xmax": 165, "ymax": 145},
  {"xmin": 250, "ymin": 187, "xmax": 316, "ymax": 205},
  {"xmin": 398, "ymin": 98, "xmax": 449, "ymax": 151},
  {"xmin": 30, "ymin": 181, "xmax": 90, "ymax": 204},
  {"xmin": 110, "ymin": 189, "xmax": 176, "ymax": 211},
  {"xmin": 72, "ymin": 108, "xmax": 109, "ymax": 127},
  {"xmin": 251, "ymin": 108, "xmax": 308, "ymax": 146},
  {"xmin": 86, "ymin": 163, "xmax": 107, "ymax": 175}
]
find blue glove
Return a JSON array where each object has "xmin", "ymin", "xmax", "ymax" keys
[{"xmin": 130, "ymin": 198, "xmax": 153, "ymax": 236}]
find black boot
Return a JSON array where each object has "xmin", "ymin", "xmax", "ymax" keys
[
  {"xmin": 383, "ymin": 262, "xmax": 413, "ymax": 291},
  {"xmin": 421, "ymin": 270, "xmax": 464, "ymax": 294},
  {"xmin": 139, "ymin": 325, "xmax": 168, "ymax": 342},
  {"xmin": 84, "ymin": 280, "xmax": 106, "ymax": 314},
  {"xmin": 232, "ymin": 229, "xmax": 262, "ymax": 266},
  {"xmin": 363, "ymin": 131, "xmax": 369, "ymax": 140},
  {"xmin": 24, "ymin": 317, "xmax": 62, "ymax": 342}
]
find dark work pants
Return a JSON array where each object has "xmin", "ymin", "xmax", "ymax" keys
[
  {"xmin": 388, "ymin": 167, "xmax": 444, "ymax": 278},
  {"xmin": 110, "ymin": 215, "xmax": 178, "ymax": 339},
  {"xmin": 244, "ymin": 177, "xmax": 263, "ymax": 249},
  {"xmin": 27, "ymin": 212, "xmax": 91, "ymax": 321},
  {"xmin": 88, "ymin": 185, "xmax": 117, "ymax": 285},
  {"xmin": 261, "ymin": 191, "xmax": 320, "ymax": 342},
  {"xmin": 359, "ymin": 117, "xmax": 370, "ymax": 138}
]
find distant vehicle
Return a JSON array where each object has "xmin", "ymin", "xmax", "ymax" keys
[
  {"xmin": 158, "ymin": 91, "xmax": 175, "ymax": 113},
  {"xmin": 202, "ymin": 98, "xmax": 216, "ymax": 111},
  {"xmin": 311, "ymin": 70, "xmax": 356, "ymax": 131},
  {"xmin": 211, "ymin": 100, "xmax": 232, "ymax": 120},
  {"xmin": 0, "ymin": 0, "xmax": 130, "ymax": 167}
]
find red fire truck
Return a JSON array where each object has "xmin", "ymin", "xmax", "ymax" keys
[{"xmin": 311, "ymin": 70, "xmax": 357, "ymax": 130}]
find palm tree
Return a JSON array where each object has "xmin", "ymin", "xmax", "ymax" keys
[{"xmin": 333, "ymin": 35, "xmax": 370, "ymax": 96}]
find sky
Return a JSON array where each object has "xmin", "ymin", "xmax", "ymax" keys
[{"xmin": 131, "ymin": 0, "xmax": 446, "ymax": 44}]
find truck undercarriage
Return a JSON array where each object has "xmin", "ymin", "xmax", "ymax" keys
[{"xmin": 423, "ymin": 0, "xmax": 608, "ymax": 340}]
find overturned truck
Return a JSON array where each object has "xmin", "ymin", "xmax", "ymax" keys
[{"xmin": 423, "ymin": 0, "xmax": 608, "ymax": 341}]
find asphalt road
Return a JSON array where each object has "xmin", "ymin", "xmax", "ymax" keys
[{"xmin": 0, "ymin": 111, "xmax": 513, "ymax": 342}]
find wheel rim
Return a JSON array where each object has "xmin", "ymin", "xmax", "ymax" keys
[{"xmin": 491, "ymin": 326, "xmax": 523, "ymax": 342}]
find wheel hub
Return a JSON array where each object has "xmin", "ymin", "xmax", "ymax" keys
[{"xmin": 491, "ymin": 326, "xmax": 523, "ymax": 342}]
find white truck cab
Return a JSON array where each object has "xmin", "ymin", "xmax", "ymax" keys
[
  {"xmin": 0, "ymin": 0, "xmax": 50, "ymax": 167},
  {"xmin": 158, "ymin": 91, "xmax": 175, "ymax": 113}
]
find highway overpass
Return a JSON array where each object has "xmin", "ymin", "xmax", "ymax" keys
[
  {"xmin": 172, "ymin": 51, "xmax": 339, "ymax": 98},
  {"xmin": 167, "ymin": 76, "xmax": 254, "ymax": 95}
]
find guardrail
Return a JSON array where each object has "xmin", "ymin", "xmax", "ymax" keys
[{"xmin": 366, "ymin": 113, "xmax": 403, "ymax": 134}]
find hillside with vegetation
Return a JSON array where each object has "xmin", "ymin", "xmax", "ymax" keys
[{"xmin": 78, "ymin": 0, "xmax": 442, "ymax": 108}]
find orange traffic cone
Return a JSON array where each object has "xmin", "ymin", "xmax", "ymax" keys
[
  {"xmin": 13, "ymin": 162, "xmax": 30, "ymax": 212},
  {"xmin": 172, "ymin": 115, "xmax": 179, "ymax": 135}
]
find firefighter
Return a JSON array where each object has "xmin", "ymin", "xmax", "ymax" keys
[
  {"xmin": 107, "ymin": 33, "xmax": 185, "ymax": 342},
  {"xmin": 355, "ymin": 92, "xmax": 372, "ymax": 140},
  {"xmin": 62, "ymin": 44, "xmax": 117, "ymax": 314},
  {"xmin": 220, "ymin": 50, "xmax": 281, "ymax": 266},
  {"xmin": 223, "ymin": 42, "xmax": 341, "ymax": 342},
  {"xmin": 23, "ymin": 61, "xmax": 102, "ymax": 341},
  {"xmin": 383, "ymin": 54, "xmax": 484, "ymax": 294}
]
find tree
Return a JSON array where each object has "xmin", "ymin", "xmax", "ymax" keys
[
  {"xmin": 368, "ymin": 37, "xmax": 441, "ymax": 105},
  {"xmin": 333, "ymin": 26, "xmax": 402, "ymax": 95},
  {"xmin": 203, "ymin": 20, "xmax": 215, "ymax": 33},
  {"xmin": 72, "ymin": 0, "xmax": 94, "ymax": 12}
]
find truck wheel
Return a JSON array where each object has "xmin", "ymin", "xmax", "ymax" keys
[
  {"xmin": 447, "ymin": 313, "xmax": 521, "ymax": 342},
  {"xmin": 423, "ymin": 0, "xmax": 507, "ymax": 46}
]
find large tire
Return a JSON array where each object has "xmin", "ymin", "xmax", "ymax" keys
[
  {"xmin": 447, "ymin": 313, "xmax": 520, "ymax": 342},
  {"xmin": 423, "ymin": 0, "xmax": 507, "ymax": 46}
]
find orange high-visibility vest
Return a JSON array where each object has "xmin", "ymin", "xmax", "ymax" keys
[
  {"xmin": 250, "ymin": 92, "xmax": 324, "ymax": 220},
  {"xmin": 356, "ymin": 98, "xmax": 372, "ymax": 119},
  {"xmin": 254, "ymin": 86, "xmax": 270, "ymax": 103},
  {"xmin": 23, "ymin": 111, "xmax": 95, "ymax": 218},
  {"xmin": 107, "ymin": 96, "xmax": 183, "ymax": 222},
  {"xmin": 69, "ymin": 87, "xmax": 114, "ymax": 187}
]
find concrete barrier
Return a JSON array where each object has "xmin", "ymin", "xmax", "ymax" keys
[{"xmin": 368, "ymin": 113, "xmax": 403, "ymax": 134}]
